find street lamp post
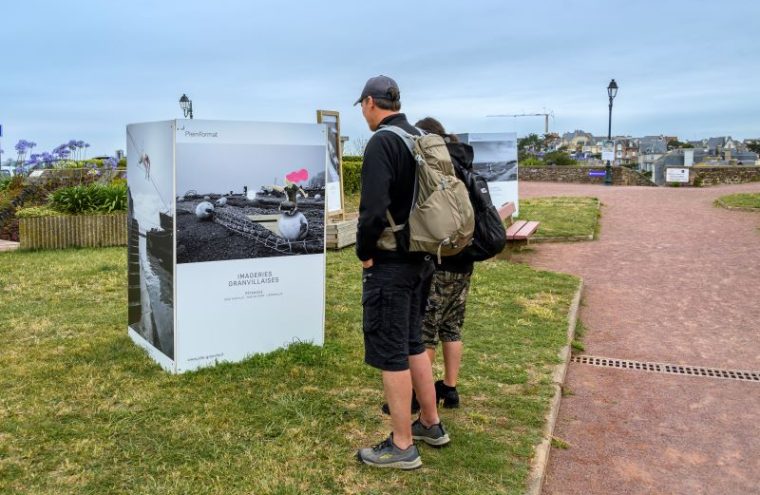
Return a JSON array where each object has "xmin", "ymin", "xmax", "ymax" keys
[
  {"xmin": 604, "ymin": 79, "xmax": 618, "ymax": 185},
  {"xmin": 179, "ymin": 94, "xmax": 193, "ymax": 119}
]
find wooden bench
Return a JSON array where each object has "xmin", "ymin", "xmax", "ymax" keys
[{"xmin": 497, "ymin": 202, "xmax": 540, "ymax": 243}]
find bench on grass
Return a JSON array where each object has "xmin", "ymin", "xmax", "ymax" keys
[{"xmin": 497, "ymin": 202, "xmax": 540, "ymax": 243}]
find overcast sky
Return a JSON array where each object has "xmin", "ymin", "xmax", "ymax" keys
[{"xmin": 1, "ymin": 0, "xmax": 758, "ymax": 158}]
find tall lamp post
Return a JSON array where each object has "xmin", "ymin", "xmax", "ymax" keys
[
  {"xmin": 179, "ymin": 94, "xmax": 193, "ymax": 119},
  {"xmin": 604, "ymin": 79, "xmax": 618, "ymax": 185}
]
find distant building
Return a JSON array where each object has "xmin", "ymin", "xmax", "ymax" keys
[
  {"xmin": 637, "ymin": 136, "xmax": 669, "ymax": 172},
  {"xmin": 638, "ymin": 136, "xmax": 668, "ymax": 154},
  {"xmin": 615, "ymin": 138, "xmax": 638, "ymax": 165},
  {"xmin": 560, "ymin": 130, "xmax": 594, "ymax": 151},
  {"xmin": 689, "ymin": 136, "xmax": 741, "ymax": 156}
]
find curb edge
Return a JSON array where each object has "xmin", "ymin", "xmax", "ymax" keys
[{"xmin": 525, "ymin": 279, "xmax": 584, "ymax": 495}]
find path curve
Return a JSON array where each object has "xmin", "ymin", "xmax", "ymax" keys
[{"xmin": 513, "ymin": 182, "xmax": 760, "ymax": 495}]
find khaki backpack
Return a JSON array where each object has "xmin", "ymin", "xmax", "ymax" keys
[{"xmin": 375, "ymin": 125, "xmax": 475, "ymax": 262}]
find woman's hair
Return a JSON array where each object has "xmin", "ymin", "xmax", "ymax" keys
[{"xmin": 414, "ymin": 117, "xmax": 459, "ymax": 143}]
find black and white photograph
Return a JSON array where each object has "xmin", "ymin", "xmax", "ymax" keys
[
  {"xmin": 467, "ymin": 138, "xmax": 518, "ymax": 182},
  {"xmin": 127, "ymin": 122, "xmax": 175, "ymax": 360},
  {"xmin": 319, "ymin": 113, "xmax": 341, "ymax": 183},
  {"xmin": 175, "ymin": 142, "xmax": 326, "ymax": 263}
]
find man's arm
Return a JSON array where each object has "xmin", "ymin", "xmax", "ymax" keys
[{"xmin": 356, "ymin": 136, "xmax": 394, "ymax": 262}]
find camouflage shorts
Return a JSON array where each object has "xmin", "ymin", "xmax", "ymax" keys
[{"xmin": 421, "ymin": 270, "xmax": 472, "ymax": 348}]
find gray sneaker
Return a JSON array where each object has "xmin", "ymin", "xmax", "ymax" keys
[
  {"xmin": 412, "ymin": 418, "xmax": 451, "ymax": 447},
  {"xmin": 357, "ymin": 435, "xmax": 422, "ymax": 470}
]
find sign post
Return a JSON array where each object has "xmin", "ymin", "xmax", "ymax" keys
[{"xmin": 666, "ymin": 168, "xmax": 689, "ymax": 184}]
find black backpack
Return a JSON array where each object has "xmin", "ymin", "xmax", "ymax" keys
[{"xmin": 451, "ymin": 162, "xmax": 507, "ymax": 262}]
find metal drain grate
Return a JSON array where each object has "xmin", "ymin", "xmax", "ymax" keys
[{"xmin": 571, "ymin": 355, "xmax": 760, "ymax": 383}]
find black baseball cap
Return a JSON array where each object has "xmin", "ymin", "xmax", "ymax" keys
[{"xmin": 353, "ymin": 75, "xmax": 400, "ymax": 106}]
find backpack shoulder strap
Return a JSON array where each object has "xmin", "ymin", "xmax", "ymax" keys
[
  {"xmin": 376, "ymin": 125, "xmax": 415, "ymax": 154},
  {"xmin": 375, "ymin": 125, "xmax": 424, "ymax": 239}
]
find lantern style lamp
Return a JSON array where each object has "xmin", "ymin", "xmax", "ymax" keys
[{"xmin": 179, "ymin": 94, "xmax": 193, "ymax": 119}]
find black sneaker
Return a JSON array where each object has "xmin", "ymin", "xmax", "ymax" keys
[
  {"xmin": 411, "ymin": 418, "xmax": 451, "ymax": 447},
  {"xmin": 435, "ymin": 380, "xmax": 460, "ymax": 409},
  {"xmin": 357, "ymin": 435, "xmax": 422, "ymax": 470},
  {"xmin": 381, "ymin": 392, "xmax": 420, "ymax": 415}
]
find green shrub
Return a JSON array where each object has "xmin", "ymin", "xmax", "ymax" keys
[
  {"xmin": 544, "ymin": 151, "xmax": 577, "ymax": 166},
  {"xmin": 15, "ymin": 206, "xmax": 64, "ymax": 218},
  {"xmin": 98, "ymin": 182, "xmax": 127, "ymax": 212},
  {"xmin": 342, "ymin": 159, "xmax": 362, "ymax": 195},
  {"xmin": 50, "ymin": 185, "xmax": 99, "ymax": 213},
  {"xmin": 522, "ymin": 156, "xmax": 543, "ymax": 167},
  {"xmin": 0, "ymin": 176, "xmax": 11, "ymax": 192},
  {"xmin": 49, "ymin": 183, "xmax": 127, "ymax": 214}
]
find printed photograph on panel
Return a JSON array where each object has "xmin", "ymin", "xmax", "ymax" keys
[
  {"xmin": 127, "ymin": 122, "xmax": 174, "ymax": 359},
  {"xmin": 469, "ymin": 138, "xmax": 518, "ymax": 182},
  {"xmin": 321, "ymin": 114, "xmax": 341, "ymax": 183},
  {"xmin": 175, "ymin": 141, "xmax": 326, "ymax": 263}
]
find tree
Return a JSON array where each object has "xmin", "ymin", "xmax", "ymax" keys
[
  {"xmin": 518, "ymin": 133, "xmax": 544, "ymax": 161},
  {"xmin": 544, "ymin": 151, "xmax": 577, "ymax": 166},
  {"xmin": 667, "ymin": 138, "xmax": 693, "ymax": 150},
  {"xmin": 747, "ymin": 141, "xmax": 760, "ymax": 155}
]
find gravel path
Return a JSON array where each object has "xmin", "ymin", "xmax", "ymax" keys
[{"xmin": 513, "ymin": 181, "xmax": 760, "ymax": 495}]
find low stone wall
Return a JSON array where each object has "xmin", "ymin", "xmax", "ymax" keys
[
  {"xmin": 520, "ymin": 166, "xmax": 655, "ymax": 186},
  {"xmin": 691, "ymin": 167, "xmax": 760, "ymax": 187},
  {"xmin": 19, "ymin": 213, "xmax": 127, "ymax": 249}
]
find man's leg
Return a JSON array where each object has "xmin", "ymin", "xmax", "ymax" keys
[
  {"xmin": 410, "ymin": 352, "xmax": 440, "ymax": 427},
  {"xmin": 425, "ymin": 347, "xmax": 436, "ymax": 365},
  {"xmin": 382, "ymin": 370, "xmax": 413, "ymax": 449},
  {"xmin": 441, "ymin": 341, "xmax": 463, "ymax": 387}
]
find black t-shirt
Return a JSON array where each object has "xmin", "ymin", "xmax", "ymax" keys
[{"xmin": 356, "ymin": 113, "xmax": 421, "ymax": 263}]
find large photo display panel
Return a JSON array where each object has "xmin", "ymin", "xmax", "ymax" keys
[
  {"xmin": 458, "ymin": 132, "xmax": 519, "ymax": 215},
  {"xmin": 174, "ymin": 120, "xmax": 328, "ymax": 372},
  {"xmin": 126, "ymin": 121, "xmax": 176, "ymax": 371}
]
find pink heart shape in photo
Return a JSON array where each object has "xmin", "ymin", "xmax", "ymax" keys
[{"xmin": 286, "ymin": 168, "xmax": 309, "ymax": 183}]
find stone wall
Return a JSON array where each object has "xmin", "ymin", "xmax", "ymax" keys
[
  {"xmin": 691, "ymin": 167, "xmax": 760, "ymax": 187},
  {"xmin": 519, "ymin": 166, "xmax": 656, "ymax": 186}
]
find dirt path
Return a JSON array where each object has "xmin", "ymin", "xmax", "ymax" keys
[{"xmin": 513, "ymin": 182, "xmax": 760, "ymax": 495}]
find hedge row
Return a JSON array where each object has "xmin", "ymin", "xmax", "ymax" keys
[{"xmin": 342, "ymin": 156, "xmax": 362, "ymax": 195}]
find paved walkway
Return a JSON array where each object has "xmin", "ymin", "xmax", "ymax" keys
[
  {"xmin": 0, "ymin": 239, "xmax": 20, "ymax": 252},
  {"xmin": 513, "ymin": 182, "xmax": 760, "ymax": 495}
]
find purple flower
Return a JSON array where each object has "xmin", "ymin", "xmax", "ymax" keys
[
  {"xmin": 104, "ymin": 157, "xmax": 118, "ymax": 169},
  {"xmin": 41, "ymin": 152, "xmax": 55, "ymax": 167}
]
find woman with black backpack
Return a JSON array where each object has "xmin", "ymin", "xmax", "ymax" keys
[{"xmin": 414, "ymin": 116, "xmax": 506, "ymax": 409}]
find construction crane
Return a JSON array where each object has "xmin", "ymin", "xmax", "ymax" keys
[{"xmin": 487, "ymin": 111, "xmax": 554, "ymax": 134}]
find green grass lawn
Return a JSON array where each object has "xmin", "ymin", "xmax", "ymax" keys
[
  {"xmin": 0, "ymin": 247, "xmax": 579, "ymax": 495},
  {"xmin": 715, "ymin": 192, "xmax": 760, "ymax": 210},
  {"xmin": 516, "ymin": 196, "xmax": 601, "ymax": 240}
]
